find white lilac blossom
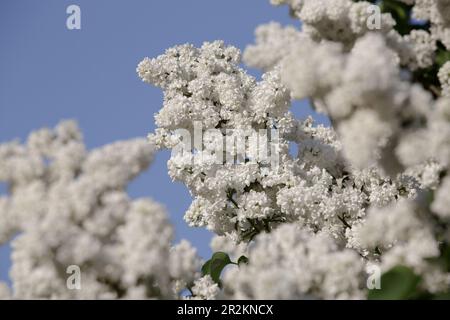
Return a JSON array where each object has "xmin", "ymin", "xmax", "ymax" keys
[
  {"xmin": 139, "ymin": 41, "xmax": 412, "ymax": 246},
  {"xmin": 3, "ymin": 0, "xmax": 449, "ymax": 300},
  {"xmin": 260, "ymin": 1, "xmax": 395, "ymax": 49},
  {"xmin": 269, "ymin": 0, "xmax": 448, "ymax": 54},
  {"xmin": 139, "ymin": 41, "xmax": 293, "ymax": 238},
  {"xmin": 0, "ymin": 121, "xmax": 201, "ymax": 299},
  {"xmin": 297, "ymin": 0, "xmax": 395, "ymax": 46},
  {"xmin": 139, "ymin": 0, "xmax": 450, "ymax": 299},
  {"xmin": 277, "ymin": 32, "xmax": 436, "ymax": 174},
  {"xmin": 411, "ymin": 0, "xmax": 450, "ymax": 50},
  {"xmin": 243, "ymin": 2, "xmax": 448, "ymax": 176},
  {"xmin": 243, "ymin": 22, "xmax": 306, "ymax": 71},
  {"xmin": 347, "ymin": 199, "xmax": 449, "ymax": 293},
  {"xmin": 223, "ymin": 224, "xmax": 366, "ymax": 299},
  {"xmin": 189, "ymin": 275, "xmax": 220, "ymax": 300}
]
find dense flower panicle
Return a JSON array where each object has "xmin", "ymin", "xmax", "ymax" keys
[
  {"xmin": 223, "ymin": 224, "xmax": 366, "ymax": 299},
  {"xmin": 2, "ymin": 0, "xmax": 450, "ymax": 300},
  {"xmin": 347, "ymin": 199, "xmax": 450, "ymax": 292},
  {"xmin": 189, "ymin": 275, "xmax": 220, "ymax": 300},
  {"xmin": 138, "ymin": 40, "xmax": 290, "ymax": 133},
  {"xmin": 243, "ymin": 22, "xmax": 306, "ymax": 71},
  {"xmin": 275, "ymin": 32, "xmax": 439, "ymax": 174},
  {"xmin": 139, "ymin": 41, "xmax": 293, "ymax": 237},
  {"xmin": 231, "ymin": 0, "xmax": 450, "ymax": 298},
  {"xmin": 139, "ymin": 41, "xmax": 415, "ymax": 248},
  {"xmin": 244, "ymin": 2, "xmax": 449, "ymax": 176},
  {"xmin": 298, "ymin": 0, "xmax": 395, "ymax": 46},
  {"xmin": 246, "ymin": 2, "xmax": 449, "ymax": 168},
  {"xmin": 138, "ymin": 0, "xmax": 450, "ymax": 299},
  {"xmin": 169, "ymin": 240, "xmax": 203, "ymax": 286},
  {"xmin": 0, "ymin": 121, "xmax": 201, "ymax": 299},
  {"xmin": 270, "ymin": 0, "xmax": 450, "ymax": 52},
  {"xmin": 411, "ymin": 0, "xmax": 450, "ymax": 50}
]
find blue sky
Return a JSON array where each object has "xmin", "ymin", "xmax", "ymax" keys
[{"xmin": 0, "ymin": 0, "xmax": 328, "ymax": 285}]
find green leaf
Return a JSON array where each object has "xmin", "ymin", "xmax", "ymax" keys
[
  {"xmin": 237, "ymin": 255, "xmax": 249, "ymax": 266},
  {"xmin": 201, "ymin": 252, "xmax": 232, "ymax": 284},
  {"xmin": 382, "ymin": 0, "xmax": 408, "ymax": 20},
  {"xmin": 368, "ymin": 266, "xmax": 421, "ymax": 300},
  {"xmin": 210, "ymin": 252, "xmax": 232, "ymax": 264},
  {"xmin": 436, "ymin": 49, "xmax": 450, "ymax": 67},
  {"xmin": 209, "ymin": 252, "xmax": 231, "ymax": 283},
  {"xmin": 380, "ymin": 0, "xmax": 414, "ymax": 35},
  {"xmin": 201, "ymin": 259, "xmax": 212, "ymax": 276}
]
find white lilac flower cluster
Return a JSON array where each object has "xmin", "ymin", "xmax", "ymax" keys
[
  {"xmin": 139, "ymin": 41, "xmax": 291, "ymax": 238},
  {"xmin": 271, "ymin": 0, "xmax": 450, "ymax": 53},
  {"xmin": 241, "ymin": 0, "xmax": 450, "ymax": 297},
  {"xmin": 138, "ymin": 41, "xmax": 413, "ymax": 246},
  {"xmin": 245, "ymin": 22, "xmax": 441, "ymax": 175},
  {"xmin": 268, "ymin": 0, "xmax": 427, "ymax": 70},
  {"xmin": 0, "ymin": 121, "xmax": 201, "ymax": 299},
  {"xmin": 188, "ymin": 275, "xmax": 220, "ymax": 300},
  {"xmin": 140, "ymin": 0, "xmax": 450, "ymax": 299},
  {"xmin": 347, "ymin": 199, "xmax": 449, "ymax": 293},
  {"xmin": 409, "ymin": 0, "xmax": 450, "ymax": 50},
  {"xmin": 223, "ymin": 224, "xmax": 366, "ymax": 299},
  {"xmin": 2, "ymin": 0, "xmax": 448, "ymax": 300}
]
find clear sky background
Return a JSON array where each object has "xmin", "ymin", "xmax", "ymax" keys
[{"xmin": 0, "ymin": 0, "xmax": 328, "ymax": 285}]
